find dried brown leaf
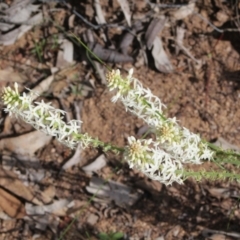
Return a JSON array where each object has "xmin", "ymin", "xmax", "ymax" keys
[
  {"xmin": 88, "ymin": 42, "xmax": 133, "ymax": 63},
  {"xmin": 145, "ymin": 16, "xmax": 167, "ymax": 49},
  {"xmin": 56, "ymin": 40, "xmax": 74, "ymax": 68},
  {"xmin": 119, "ymin": 20, "xmax": 143, "ymax": 55},
  {"xmin": 86, "ymin": 176, "xmax": 142, "ymax": 208},
  {"xmin": 61, "ymin": 144, "xmax": 82, "ymax": 170},
  {"xmin": 0, "ymin": 69, "xmax": 27, "ymax": 84},
  {"xmin": 82, "ymin": 154, "xmax": 107, "ymax": 174},
  {"xmin": 207, "ymin": 187, "xmax": 230, "ymax": 199},
  {"xmin": 0, "ymin": 188, "xmax": 26, "ymax": 219},
  {"xmin": 0, "ymin": 12, "xmax": 43, "ymax": 46},
  {"xmin": 172, "ymin": 1, "xmax": 195, "ymax": 20},
  {"xmin": 151, "ymin": 36, "xmax": 173, "ymax": 73},
  {"xmin": 0, "ymin": 167, "xmax": 42, "ymax": 205},
  {"xmin": 94, "ymin": 0, "xmax": 106, "ymax": 24},
  {"xmin": 117, "ymin": 0, "xmax": 131, "ymax": 27},
  {"xmin": 0, "ymin": 131, "xmax": 52, "ymax": 157}
]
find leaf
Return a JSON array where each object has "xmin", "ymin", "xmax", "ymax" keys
[
  {"xmin": 86, "ymin": 176, "xmax": 143, "ymax": 208},
  {"xmin": 82, "ymin": 154, "xmax": 107, "ymax": 174},
  {"xmin": 0, "ymin": 167, "xmax": 42, "ymax": 205},
  {"xmin": 31, "ymin": 75, "xmax": 55, "ymax": 99},
  {"xmin": 2, "ymin": 154, "xmax": 45, "ymax": 186},
  {"xmin": 120, "ymin": 20, "xmax": 143, "ymax": 55},
  {"xmin": 24, "ymin": 214, "xmax": 59, "ymax": 233},
  {"xmin": 56, "ymin": 38, "xmax": 74, "ymax": 68},
  {"xmin": 25, "ymin": 199, "xmax": 73, "ymax": 216},
  {"xmin": 172, "ymin": 1, "xmax": 195, "ymax": 20},
  {"xmin": 0, "ymin": 131, "xmax": 52, "ymax": 157},
  {"xmin": 175, "ymin": 26, "xmax": 201, "ymax": 64},
  {"xmin": 61, "ymin": 101, "xmax": 84, "ymax": 170},
  {"xmin": 99, "ymin": 233, "xmax": 108, "ymax": 240},
  {"xmin": 0, "ymin": 68, "xmax": 27, "ymax": 84},
  {"xmin": 214, "ymin": 137, "xmax": 240, "ymax": 151},
  {"xmin": 88, "ymin": 42, "xmax": 133, "ymax": 63},
  {"xmin": 117, "ymin": 0, "xmax": 131, "ymax": 27},
  {"xmin": 61, "ymin": 143, "xmax": 82, "ymax": 170},
  {"xmin": 0, "ymin": 12, "xmax": 43, "ymax": 46},
  {"xmin": 151, "ymin": 36, "xmax": 173, "ymax": 73},
  {"xmin": 0, "ymin": 188, "xmax": 26, "ymax": 219},
  {"xmin": 145, "ymin": 16, "xmax": 167, "ymax": 49},
  {"xmin": 2, "ymin": 0, "xmax": 39, "ymax": 23},
  {"xmin": 0, "ymin": 22, "xmax": 14, "ymax": 31},
  {"xmin": 94, "ymin": 0, "xmax": 106, "ymax": 24},
  {"xmin": 112, "ymin": 232, "xmax": 124, "ymax": 239}
]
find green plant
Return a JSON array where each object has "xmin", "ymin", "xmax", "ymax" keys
[
  {"xmin": 3, "ymin": 69, "xmax": 240, "ymax": 184},
  {"xmin": 3, "ymin": 32, "xmax": 240, "ymax": 240},
  {"xmin": 31, "ymin": 39, "xmax": 46, "ymax": 62},
  {"xmin": 50, "ymin": 34, "xmax": 59, "ymax": 50},
  {"xmin": 98, "ymin": 231, "xmax": 124, "ymax": 240}
]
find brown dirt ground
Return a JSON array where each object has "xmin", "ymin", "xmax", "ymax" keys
[{"xmin": 1, "ymin": 0, "xmax": 240, "ymax": 240}]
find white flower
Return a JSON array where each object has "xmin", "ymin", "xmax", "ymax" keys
[
  {"xmin": 107, "ymin": 69, "xmax": 167, "ymax": 129},
  {"xmin": 107, "ymin": 68, "xmax": 214, "ymax": 183},
  {"xmin": 2, "ymin": 74, "xmax": 215, "ymax": 185},
  {"xmin": 124, "ymin": 137, "xmax": 184, "ymax": 185},
  {"xmin": 68, "ymin": 120, "xmax": 82, "ymax": 134},
  {"xmin": 200, "ymin": 145, "xmax": 214, "ymax": 160},
  {"xmin": 32, "ymin": 115, "xmax": 45, "ymax": 130},
  {"xmin": 63, "ymin": 136, "xmax": 78, "ymax": 149},
  {"xmin": 45, "ymin": 111, "xmax": 61, "ymax": 127},
  {"xmin": 1, "ymin": 84, "xmax": 87, "ymax": 149},
  {"xmin": 19, "ymin": 92, "xmax": 32, "ymax": 108},
  {"xmin": 34, "ymin": 100, "xmax": 55, "ymax": 116}
]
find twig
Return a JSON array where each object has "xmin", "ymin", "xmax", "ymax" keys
[
  {"xmin": 145, "ymin": 0, "xmax": 188, "ymax": 8},
  {"xmin": 61, "ymin": 0, "xmax": 130, "ymax": 30}
]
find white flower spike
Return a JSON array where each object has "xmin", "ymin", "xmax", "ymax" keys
[
  {"xmin": 2, "ymin": 69, "xmax": 214, "ymax": 185},
  {"xmin": 2, "ymin": 83, "xmax": 85, "ymax": 149},
  {"xmin": 107, "ymin": 68, "xmax": 214, "ymax": 184}
]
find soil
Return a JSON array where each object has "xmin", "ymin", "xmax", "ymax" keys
[{"xmin": 1, "ymin": 0, "xmax": 240, "ymax": 240}]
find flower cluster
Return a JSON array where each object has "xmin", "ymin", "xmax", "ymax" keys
[
  {"xmin": 107, "ymin": 69, "xmax": 214, "ymax": 184},
  {"xmin": 124, "ymin": 137, "xmax": 183, "ymax": 184},
  {"xmin": 106, "ymin": 69, "xmax": 166, "ymax": 124},
  {"xmin": 2, "ymin": 69, "xmax": 214, "ymax": 185},
  {"xmin": 2, "ymin": 83, "xmax": 91, "ymax": 149}
]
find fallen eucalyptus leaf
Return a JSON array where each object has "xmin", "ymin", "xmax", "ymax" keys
[
  {"xmin": 0, "ymin": 12, "xmax": 43, "ymax": 45},
  {"xmin": 88, "ymin": 42, "xmax": 133, "ymax": 63},
  {"xmin": 117, "ymin": 0, "xmax": 131, "ymax": 26},
  {"xmin": 0, "ymin": 167, "xmax": 42, "ymax": 205},
  {"xmin": 0, "ymin": 188, "xmax": 26, "ymax": 219},
  {"xmin": 175, "ymin": 26, "xmax": 201, "ymax": 64},
  {"xmin": 86, "ymin": 176, "xmax": 143, "ymax": 208},
  {"xmin": 213, "ymin": 137, "xmax": 240, "ymax": 151},
  {"xmin": 82, "ymin": 154, "xmax": 107, "ymax": 174},
  {"xmin": 0, "ymin": 131, "xmax": 52, "ymax": 157},
  {"xmin": 145, "ymin": 16, "xmax": 167, "ymax": 49},
  {"xmin": 120, "ymin": 20, "xmax": 143, "ymax": 55},
  {"xmin": 61, "ymin": 143, "xmax": 82, "ymax": 170},
  {"xmin": 24, "ymin": 214, "xmax": 59, "ymax": 233},
  {"xmin": 56, "ymin": 37, "xmax": 74, "ymax": 68},
  {"xmin": 151, "ymin": 36, "xmax": 173, "ymax": 73},
  {"xmin": 94, "ymin": 0, "xmax": 106, "ymax": 24},
  {"xmin": 172, "ymin": 1, "xmax": 195, "ymax": 20},
  {"xmin": 25, "ymin": 199, "xmax": 73, "ymax": 216}
]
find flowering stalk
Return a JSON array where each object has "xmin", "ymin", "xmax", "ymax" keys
[
  {"xmin": 106, "ymin": 69, "xmax": 214, "ymax": 184},
  {"xmin": 124, "ymin": 136, "xmax": 184, "ymax": 184},
  {"xmin": 2, "ymin": 83, "xmax": 122, "ymax": 153},
  {"xmin": 106, "ymin": 69, "xmax": 213, "ymax": 161},
  {"xmin": 2, "ymin": 68, "xmax": 215, "ymax": 185}
]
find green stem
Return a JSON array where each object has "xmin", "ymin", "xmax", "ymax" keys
[{"xmin": 181, "ymin": 169, "xmax": 240, "ymax": 182}]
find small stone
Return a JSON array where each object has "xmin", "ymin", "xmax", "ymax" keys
[
  {"xmin": 86, "ymin": 213, "xmax": 99, "ymax": 225},
  {"xmin": 216, "ymin": 11, "xmax": 229, "ymax": 23}
]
